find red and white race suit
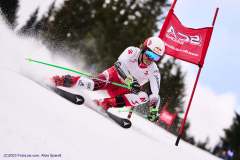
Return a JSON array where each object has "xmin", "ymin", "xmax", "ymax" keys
[{"xmin": 76, "ymin": 47, "xmax": 161, "ymax": 107}]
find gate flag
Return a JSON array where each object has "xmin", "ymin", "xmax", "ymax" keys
[
  {"xmin": 158, "ymin": 0, "xmax": 219, "ymax": 146},
  {"xmin": 159, "ymin": 9, "xmax": 213, "ymax": 66}
]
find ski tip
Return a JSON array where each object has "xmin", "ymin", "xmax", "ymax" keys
[
  {"xmin": 75, "ymin": 95, "xmax": 85, "ymax": 105},
  {"xmin": 122, "ymin": 119, "xmax": 132, "ymax": 129},
  {"xmin": 106, "ymin": 111, "xmax": 132, "ymax": 129}
]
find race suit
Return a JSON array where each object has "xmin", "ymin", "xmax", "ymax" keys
[{"xmin": 76, "ymin": 46, "xmax": 161, "ymax": 107}]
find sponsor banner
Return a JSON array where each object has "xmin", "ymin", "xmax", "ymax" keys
[
  {"xmin": 159, "ymin": 9, "xmax": 213, "ymax": 66},
  {"xmin": 159, "ymin": 109, "xmax": 176, "ymax": 126}
]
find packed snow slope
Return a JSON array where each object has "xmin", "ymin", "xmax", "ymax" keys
[
  {"xmin": 0, "ymin": 66, "xmax": 222, "ymax": 160},
  {"xmin": 0, "ymin": 16, "xmax": 220, "ymax": 160}
]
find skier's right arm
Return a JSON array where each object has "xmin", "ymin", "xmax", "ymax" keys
[
  {"xmin": 114, "ymin": 47, "xmax": 140, "ymax": 93},
  {"xmin": 114, "ymin": 61, "xmax": 131, "ymax": 82},
  {"xmin": 114, "ymin": 47, "xmax": 137, "ymax": 83}
]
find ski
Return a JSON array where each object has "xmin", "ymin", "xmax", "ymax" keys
[
  {"xmin": 49, "ymin": 86, "xmax": 84, "ymax": 105},
  {"xmin": 26, "ymin": 76, "xmax": 131, "ymax": 128},
  {"xmin": 49, "ymin": 86, "xmax": 131, "ymax": 128},
  {"xmin": 84, "ymin": 101, "xmax": 132, "ymax": 129},
  {"xmin": 106, "ymin": 111, "xmax": 132, "ymax": 128}
]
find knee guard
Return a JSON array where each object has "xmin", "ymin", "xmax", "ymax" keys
[
  {"xmin": 76, "ymin": 76, "xmax": 95, "ymax": 90},
  {"xmin": 123, "ymin": 91, "xmax": 149, "ymax": 107}
]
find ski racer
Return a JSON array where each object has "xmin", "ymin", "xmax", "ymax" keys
[{"xmin": 52, "ymin": 36, "xmax": 165, "ymax": 122}]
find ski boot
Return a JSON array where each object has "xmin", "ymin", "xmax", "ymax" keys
[
  {"xmin": 95, "ymin": 95, "xmax": 126, "ymax": 110},
  {"xmin": 52, "ymin": 75, "xmax": 80, "ymax": 87},
  {"xmin": 94, "ymin": 97, "xmax": 117, "ymax": 110}
]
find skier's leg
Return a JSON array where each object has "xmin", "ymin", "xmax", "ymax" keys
[
  {"xmin": 52, "ymin": 75, "xmax": 80, "ymax": 87},
  {"xmin": 52, "ymin": 74, "xmax": 105, "ymax": 90},
  {"xmin": 97, "ymin": 91, "xmax": 149, "ymax": 110},
  {"xmin": 122, "ymin": 91, "xmax": 149, "ymax": 107},
  {"xmin": 95, "ymin": 95, "xmax": 126, "ymax": 110},
  {"xmin": 52, "ymin": 66, "xmax": 114, "ymax": 90},
  {"xmin": 91, "ymin": 65, "xmax": 123, "ymax": 91},
  {"xmin": 123, "ymin": 92, "xmax": 160, "ymax": 121}
]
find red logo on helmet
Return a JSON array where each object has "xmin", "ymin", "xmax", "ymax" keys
[{"xmin": 153, "ymin": 47, "xmax": 161, "ymax": 54}]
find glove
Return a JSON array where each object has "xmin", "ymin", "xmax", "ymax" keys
[
  {"xmin": 130, "ymin": 80, "xmax": 141, "ymax": 94},
  {"xmin": 149, "ymin": 94, "xmax": 160, "ymax": 106},
  {"xmin": 147, "ymin": 106, "xmax": 159, "ymax": 122},
  {"xmin": 123, "ymin": 75, "xmax": 140, "ymax": 93},
  {"xmin": 124, "ymin": 75, "xmax": 134, "ymax": 86}
]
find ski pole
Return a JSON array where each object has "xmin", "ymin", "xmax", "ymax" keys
[
  {"xmin": 26, "ymin": 58, "xmax": 131, "ymax": 90},
  {"xmin": 127, "ymin": 107, "xmax": 134, "ymax": 119}
]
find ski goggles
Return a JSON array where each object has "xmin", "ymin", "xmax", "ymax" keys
[{"xmin": 144, "ymin": 50, "xmax": 161, "ymax": 62}]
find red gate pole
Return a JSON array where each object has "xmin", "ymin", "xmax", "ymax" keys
[
  {"xmin": 175, "ymin": 7, "xmax": 219, "ymax": 146},
  {"xmin": 171, "ymin": 0, "xmax": 177, "ymax": 9},
  {"xmin": 212, "ymin": 8, "xmax": 219, "ymax": 26},
  {"xmin": 175, "ymin": 66, "xmax": 202, "ymax": 146}
]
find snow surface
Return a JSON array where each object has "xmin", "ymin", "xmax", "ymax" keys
[
  {"xmin": 0, "ymin": 16, "xmax": 221, "ymax": 160},
  {"xmin": 0, "ymin": 69, "xmax": 222, "ymax": 160}
]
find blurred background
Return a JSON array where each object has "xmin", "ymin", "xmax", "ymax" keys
[{"xmin": 0, "ymin": 0, "xmax": 239, "ymax": 159}]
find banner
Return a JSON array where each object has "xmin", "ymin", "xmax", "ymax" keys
[
  {"xmin": 159, "ymin": 9, "xmax": 213, "ymax": 66},
  {"xmin": 158, "ymin": 0, "xmax": 219, "ymax": 146},
  {"xmin": 158, "ymin": 105, "xmax": 177, "ymax": 128}
]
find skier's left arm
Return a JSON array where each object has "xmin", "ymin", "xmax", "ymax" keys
[
  {"xmin": 149, "ymin": 66, "xmax": 161, "ymax": 107},
  {"xmin": 148, "ymin": 67, "xmax": 161, "ymax": 122}
]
